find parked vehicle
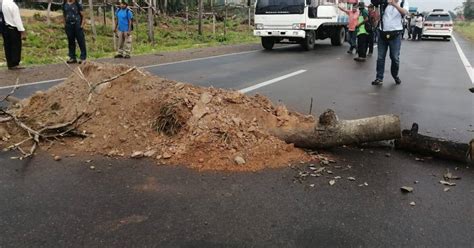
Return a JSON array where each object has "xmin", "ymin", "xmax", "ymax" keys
[
  {"xmin": 253, "ymin": 0, "xmax": 349, "ymax": 50},
  {"xmin": 422, "ymin": 10, "xmax": 453, "ymax": 41}
]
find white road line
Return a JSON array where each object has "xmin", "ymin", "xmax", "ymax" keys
[
  {"xmin": 239, "ymin": 70, "xmax": 307, "ymax": 93},
  {"xmin": 0, "ymin": 49, "xmax": 261, "ymax": 90},
  {"xmin": 141, "ymin": 50, "xmax": 260, "ymax": 69},
  {"xmin": 452, "ymin": 36, "xmax": 474, "ymax": 84},
  {"xmin": 0, "ymin": 78, "xmax": 66, "ymax": 90}
]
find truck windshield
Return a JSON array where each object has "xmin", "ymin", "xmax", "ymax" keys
[{"xmin": 255, "ymin": 0, "xmax": 305, "ymax": 15}]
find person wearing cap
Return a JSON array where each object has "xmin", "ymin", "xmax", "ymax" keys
[
  {"xmin": 338, "ymin": 3, "xmax": 359, "ymax": 54},
  {"xmin": 354, "ymin": 2, "xmax": 369, "ymax": 62},
  {"xmin": 114, "ymin": 1, "xmax": 133, "ymax": 59},
  {"xmin": 1, "ymin": 0, "xmax": 26, "ymax": 70}
]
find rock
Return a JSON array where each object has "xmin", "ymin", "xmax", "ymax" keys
[
  {"xmin": 334, "ymin": 176, "xmax": 341, "ymax": 179},
  {"xmin": 439, "ymin": 180, "xmax": 456, "ymax": 186},
  {"xmin": 162, "ymin": 152, "xmax": 172, "ymax": 159},
  {"xmin": 53, "ymin": 155, "xmax": 61, "ymax": 161},
  {"xmin": 175, "ymin": 83, "xmax": 185, "ymax": 89},
  {"xmin": 444, "ymin": 188, "xmax": 450, "ymax": 192},
  {"xmin": 89, "ymin": 165, "xmax": 95, "ymax": 170},
  {"xmin": 191, "ymin": 103, "xmax": 208, "ymax": 120},
  {"xmin": 410, "ymin": 201, "xmax": 416, "ymax": 206},
  {"xmin": 200, "ymin": 92, "xmax": 212, "ymax": 104},
  {"xmin": 327, "ymin": 170, "xmax": 333, "ymax": 174},
  {"xmin": 443, "ymin": 171, "xmax": 461, "ymax": 180},
  {"xmin": 144, "ymin": 150, "xmax": 156, "ymax": 157},
  {"xmin": 131, "ymin": 151, "xmax": 144, "ymax": 158},
  {"xmin": 309, "ymin": 184, "xmax": 315, "ymax": 188},
  {"xmin": 414, "ymin": 180, "xmax": 419, "ymax": 184},
  {"xmin": 347, "ymin": 177, "xmax": 356, "ymax": 181},
  {"xmin": 234, "ymin": 156, "xmax": 246, "ymax": 165},
  {"xmin": 198, "ymin": 158, "xmax": 204, "ymax": 163},
  {"xmin": 85, "ymin": 160, "xmax": 92, "ymax": 163},
  {"xmin": 385, "ymin": 153, "xmax": 391, "ymax": 157},
  {"xmin": 0, "ymin": 127, "xmax": 11, "ymax": 141},
  {"xmin": 329, "ymin": 180, "xmax": 336, "ymax": 186},
  {"xmin": 401, "ymin": 186, "xmax": 414, "ymax": 193},
  {"xmin": 321, "ymin": 160, "xmax": 330, "ymax": 165}
]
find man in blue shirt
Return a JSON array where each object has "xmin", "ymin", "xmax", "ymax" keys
[
  {"xmin": 63, "ymin": 0, "xmax": 86, "ymax": 64},
  {"xmin": 114, "ymin": 1, "xmax": 133, "ymax": 59}
]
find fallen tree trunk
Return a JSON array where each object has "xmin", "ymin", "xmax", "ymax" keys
[
  {"xmin": 271, "ymin": 109, "xmax": 401, "ymax": 149},
  {"xmin": 395, "ymin": 123, "xmax": 473, "ymax": 163}
]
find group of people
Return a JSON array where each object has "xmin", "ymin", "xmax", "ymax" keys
[
  {"xmin": 1, "ymin": 0, "xmax": 134, "ymax": 70},
  {"xmin": 403, "ymin": 13, "xmax": 424, "ymax": 41},
  {"xmin": 341, "ymin": 0, "xmax": 408, "ymax": 86},
  {"xmin": 339, "ymin": 2, "xmax": 379, "ymax": 62}
]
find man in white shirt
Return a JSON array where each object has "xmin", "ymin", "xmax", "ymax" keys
[
  {"xmin": 1, "ymin": 0, "xmax": 26, "ymax": 70},
  {"xmin": 371, "ymin": 0, "xmax": 408, "ymax": 86},
  {"xmin": 413, "ymin": 13, "xmax": 423, "ymax": 41}
]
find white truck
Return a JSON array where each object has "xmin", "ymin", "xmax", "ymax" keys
[{"xmin": 253, "ymin": 0, "xmax": 349, "ymax": 50}]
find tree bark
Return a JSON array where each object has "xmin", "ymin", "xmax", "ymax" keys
[
  {"xmin": 395, "ymin": 123, "xmax": 473, "ymax": 163},
  {"xmin": 271, "ymin": 109, "xmax": 401, "ymax": 149}
]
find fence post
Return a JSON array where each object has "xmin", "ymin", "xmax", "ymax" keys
[{"xmin": 111, "ymin": 5, "xmax": 116, "ymax": 50}]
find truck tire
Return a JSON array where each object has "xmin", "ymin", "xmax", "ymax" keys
[
  {"xmin": 301, "ymin": 30, "xmax": 315, "ymax": 51},
  {"xmin": 261, "ymin": 37, "xmax": 275, "ymax": 50},
  {"xmin": 331, "ymin": 27, "xmax": 345, "ymax": 46}
]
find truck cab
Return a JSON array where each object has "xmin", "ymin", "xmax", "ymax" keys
[{"xmin": 253, "ymin": 0, "xmax": 349, "ymax": 50}]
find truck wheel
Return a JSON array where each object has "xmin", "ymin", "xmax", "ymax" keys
[
  {"xmin": 261, "ymin": 37, "xmax": 275, "ymax": 50},
  {"xmin": 301, "ymin": 31, "xmax": 315, "ymax": 51},
  {"xmin": 331, "ymin": 27, "xmax": 345, "ymax": 46}
]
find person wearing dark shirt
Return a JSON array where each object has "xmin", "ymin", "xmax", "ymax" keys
[{"xmin": 63, "ymin": 0, "xmax": 86, "ymax": 63}]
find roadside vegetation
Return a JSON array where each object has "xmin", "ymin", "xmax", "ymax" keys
[
  {"xmin": 0, "ymin": 10, "xmax": 258, "ymax": 66},
  {"xmin": 455, "ymin": 21, "xmax": 474, "ymax": 41}
]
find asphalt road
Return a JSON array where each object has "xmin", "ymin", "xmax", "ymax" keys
[{"xmin": 1, "ymin": 34, "xmax": 473, "ymax": 247}]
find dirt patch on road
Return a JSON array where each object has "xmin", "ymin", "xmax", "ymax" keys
[{"xmin": 1, "ymin": 62, "xmax": 313, "ymax": 171}]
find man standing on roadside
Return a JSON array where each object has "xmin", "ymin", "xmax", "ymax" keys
[
  {"xmin": 414, "ymin": 13, "xmax": 423, "ymax": 41},
  {"xmin": 339, "ymin": 3, "xmax": 359, "ymax": 54},
  {"xmin": 1, "ymin": 0, "xmax": 26, "ymax": 70},
  {"xmin": 371, "ymin": 0, "xmax": 408, "ymax": 86},
  {"xmin": 63, "ymin": 0, "xmax": 86, "ymax": 64},
  {"xmin": 114, "ymin": 1, "xmax": 133, "ymax": 59}
]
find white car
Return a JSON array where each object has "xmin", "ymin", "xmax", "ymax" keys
[{"xmin": 422, "ymin": 11, "xmax": 453, "ymax": 41}]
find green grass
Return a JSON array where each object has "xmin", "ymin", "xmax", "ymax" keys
[
  {"xmin": 0, "ymin": 14, "xmax": 258, "ymax": 66},
  {"xmin": 455, "ymin": 21, "xmax": 474, "ymax": 41}
]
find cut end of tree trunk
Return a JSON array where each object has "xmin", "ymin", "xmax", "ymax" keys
[{"xmin": 395, "ymin": 123, "xmax": 473, "ymax": 163}]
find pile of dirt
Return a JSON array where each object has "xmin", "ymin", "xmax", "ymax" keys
[{"xmin": 0, "ymin": 62, "xmax": 316, "ymax": 171}]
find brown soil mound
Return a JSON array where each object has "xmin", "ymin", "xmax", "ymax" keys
[{"xmin": 0, "ymin": 62, "xmax": 315, "ymax": 171}]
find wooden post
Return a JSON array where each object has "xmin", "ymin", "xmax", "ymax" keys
[
  {"xmin": 46, "ymin": 0, "xmax": 52, "ymax": 26},
  {"xmin": 147, "ymin": 0, "xmax": 155, "ymax": 43},
  {"xmin": 111, "ymin": 4, "xmax": 116, "ymax": 50},
  {"xmin": 198, "ymin": 0, "xmax": 203, "ymax": 35},
  {"xmin": 88, "ymin": 0, "xmax": 97, "ymax": 41},
  {"xmin": 212, "ymin": 13, "xmax": 216, "ymax": 35},
  {"xmin": 185, "ymin": 5, "xmax": 188, "ymax": 34},
  {"xmin": 248, "ymin": 5, "xmax": 251, "ymax": 30},
  {"xmin": 224, "ymin": 0, "xmax": 227, "ymax": 37}
]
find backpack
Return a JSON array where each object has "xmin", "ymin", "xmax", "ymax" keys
[
  {"xmin": 0, "ymin": 0, "xmax": 6, "ymax": 34},
  {"xmin": 116, "ymin": 8, "xmax": 134, "ymax": 31}
]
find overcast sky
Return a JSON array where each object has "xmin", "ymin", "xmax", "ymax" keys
[{"xmin": 407, "ymin": 0, "xmax": 464, "ymax": 12}]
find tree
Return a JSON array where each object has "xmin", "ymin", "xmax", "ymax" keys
[{"xmin": 464, "ymin": 0, "xmax": 474, "ymax": 20}]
